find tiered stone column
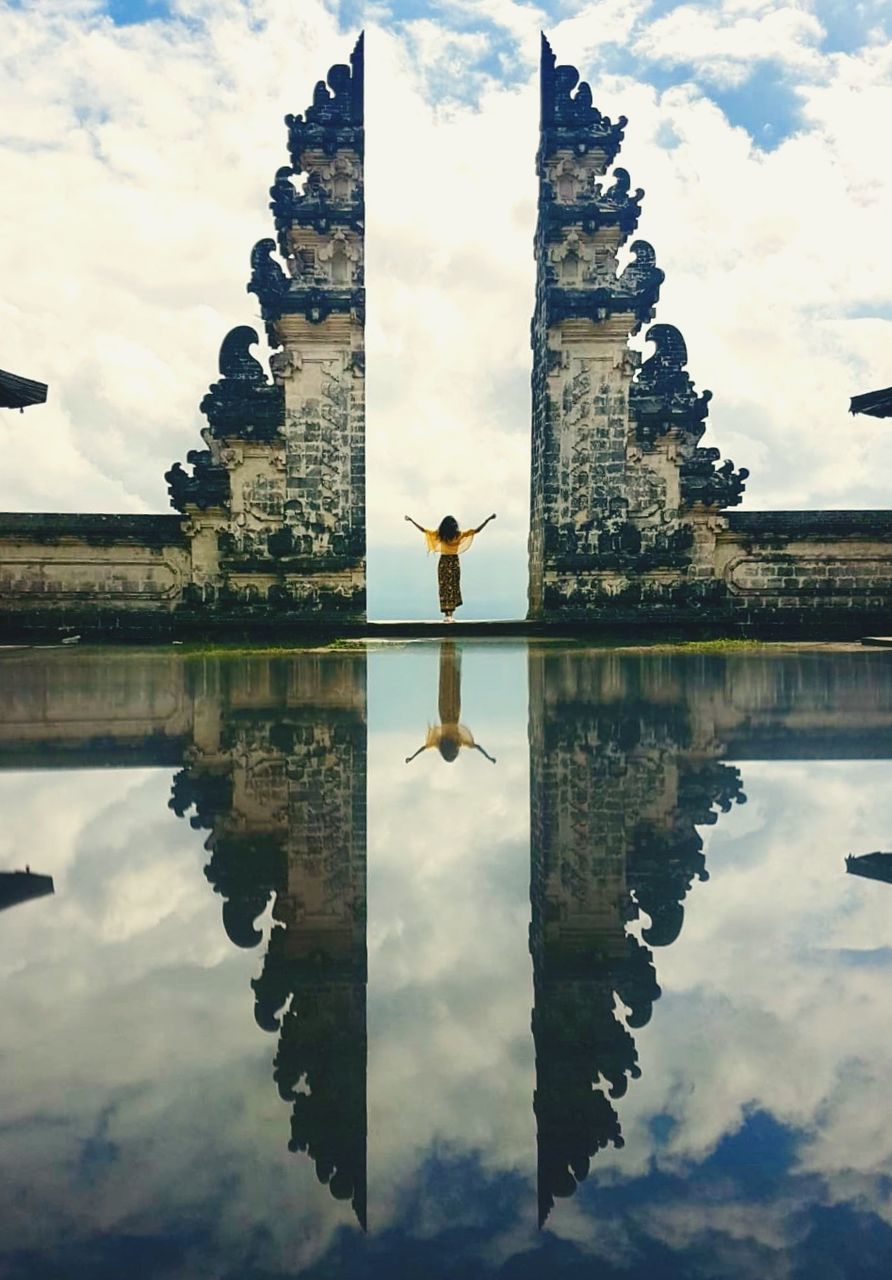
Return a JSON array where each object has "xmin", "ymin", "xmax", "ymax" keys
[
  {"xmin": 166, "ymin": 36, "xmax": 365, "ymax": 622},
  {"xmin": 529, "ymin": 36, "xmax": 747, "ymax": 622}
]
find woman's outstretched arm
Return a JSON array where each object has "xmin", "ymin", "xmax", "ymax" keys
[
  {"xmin": 472, "ymin": 513, "xmax": 497, "ymax": 535},
  {"xmin": 405, "ymin": 743, "xmax": 429, "ymax": 764},
  {"xmin": 404, "ymin": 515, "xmax": 426, "ymax": 532},
  {"xmin": 473, "ymin": 742, "xmax": 497, "ymax": 764}
]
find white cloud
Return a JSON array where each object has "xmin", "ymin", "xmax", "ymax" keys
[{"xmin": 634, "ymin": 3, "xmax": 825, "ymax": 82}]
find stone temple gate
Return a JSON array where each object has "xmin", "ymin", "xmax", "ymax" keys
[
  {"xmin": 2, "ymin": 31, "xmax": 892, "ymax": 637},
  {"xmin": 167, "ymin": 33, "xmax": 366, "ymax": 620}
]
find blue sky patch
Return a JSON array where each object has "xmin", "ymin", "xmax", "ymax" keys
[
  {"xmin": 816, "ymin": 0, "xmax": 892, "ymax": 55},
  {"xmin": 698, "ymin": 1107, "xmax": 798, "ymax": 1196},
  {"xmin": 598, "ymin": 42, "xmax": 806, "ymax": 149},
  {"xmin": 327, "ymin": 0, "xmax": 365, "ymax": 32},
  {"xmin": 104, "ymin": 0, "xmax": 172, "ymax": 25},
  {"xmin": 705, "ymin": 60, "xmax": 806, "ymax": 149}
]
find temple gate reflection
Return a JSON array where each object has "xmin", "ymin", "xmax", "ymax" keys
[
  {"xmin": 169, "ymin": 654, "xmax": 368, "ymax": 1227},
  {"xmin": 527, "ymin": 647, "xmax": 892, "ymax": 1223},
  {"xmin": 3, "ymin": 644, "xmax": 892, "ymax": 1233}
]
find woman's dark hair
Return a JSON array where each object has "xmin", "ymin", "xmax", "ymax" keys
[
  {"xmin": 438, "ymin": 736, "xmax": 460, "ymax": 763},
  {"xmin": 437, "ymin": 515, "xmax": 460, "ymax": 542}
]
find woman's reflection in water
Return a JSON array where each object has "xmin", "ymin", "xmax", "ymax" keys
[{"xmin": 405, "ymin": 641, "xmax": 496, "ymax": 765}]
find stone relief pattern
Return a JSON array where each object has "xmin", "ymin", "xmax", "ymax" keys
[
  {"xmin": 629, "ymin": 323, "xmax": 748, "ymax": 509},
  {"xmin": 530, "ymin": 36, "xmax": 751, "ymax": 618},
  {"xmin": 169, "ymin": 35, "xmax": 365, "ymax": 617},
  {"xmin": 549, "ymin": 358, "xmax": 679, "ymax": 567},
  {"xmin": 282, "ymin": 357, "xmax": 358, "ymax": 560},
  {"xmin": 243, "ymin": 473, "xmax": 286, "ymax": 522}
]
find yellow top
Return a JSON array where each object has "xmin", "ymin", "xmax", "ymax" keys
[
  {"xmin": 424, "ymin": 723, "xmax": 476, "ymax": 750},
  {"xmin": 424, "ymin": 529, "xmax": 475, "ymax": 555}
]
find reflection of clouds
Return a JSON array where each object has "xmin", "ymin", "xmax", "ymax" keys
[
  {"xmin": 368, "ymin": 714, "xmax": 535, "ymax": 1231},
  {"xmin": 3, "ymin": 683, "xmax": 892, "ymax": 1272},
  {"xmin": 559, "ymin": 761, "xmax": 892, "ymax": 1268},
  {"xmin": 0, "ymin": 768, "xmax": 355, "ymax": 1276}
]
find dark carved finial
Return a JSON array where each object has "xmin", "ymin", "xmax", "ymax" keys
[
  {"xmin": 165, "ymin": 450, "xmax": 230, "ymax": 513},
  {"xmin": 630, "ymin": 321, "xmax": 709, "ymax": 443},
  {"xmin": 540, "ymin": 34, "xmax": 627, "ymax": 168},
  {"xmin": 270, "ymin": 166, "xmax": 298, "ymax": 236},
  {"xmin": 247, "ymin": 239, "xmax": 290, "ymax": 308},
  {"xmin": 200, "ymin": 326, "xmax": 285, "ymax": 441},
  {"xmin": 602, "ymin": 168, "xmax": 644, "ymax": 214},
  {"xmin": 286, "ymin": 34, "xmax": 364, "ymax": 171},
  {"xmin": 644, "ymin": 322, "xmax": 690, "ymax": 370},
  {"xmin": 540, "ymin": 32, "xmax": 557, "ymax": 126},
  {"xmin": 617, "ymin": 241, "xmax": 664, "ymax": 330},
  {"xmin": 606, "ymin": 167, "xmax": 630, "ymax": 197},
  {"xmin": 351, "ymin": 31, "xmax": 364, "ymax": 113},
  {"xmin": 218, "ymin": 325, "xmax": 266, "ymax": 381}
]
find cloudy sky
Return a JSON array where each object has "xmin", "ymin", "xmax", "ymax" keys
[{"xmin": 2, "ymin": 0, "xmax": 892, "ymax": 617}]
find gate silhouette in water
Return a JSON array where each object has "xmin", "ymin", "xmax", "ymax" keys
[{"xmin": 4, "ymin": 645, "xmax": 892, "ymax": 1224}]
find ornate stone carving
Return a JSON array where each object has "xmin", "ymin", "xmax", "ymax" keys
[
  {"xmin": 247, "ymin": 238, "xmax": 291, "ymax": 312},
  {"xmin": 269, "ymin": 166, "xmax": 299, "ymax": 241},
  {"xmin": 630, "ymin": 323, "xmax": 711, "ymax": 442},
  {"xmin": 681, "ymin": 449, "xmax": 749, "ymax": 508},
  {"xmin": 199, "ymin": 326, "xmax": 285, "ymax": 443},
  {"xmin": 630, "ymin": 324, "xmax": 748, "ymax": 507},
  {"xmin": 539, "ymin": 35, "xmax": 627, "ymax": 165},
  {"xmin": 616, "ymin": 241, "xmax": 664, "ymax": 328},
  {"xmin": 285, "ymin": 34, "xmax": 364, "ymax": 170},
  {"xmin": 530, "ymin": 35, "xmax": 749, "ymax": 617},
  {"xmin": 165, "ymin": 450, "xmax": 229, "ymax": 512}
]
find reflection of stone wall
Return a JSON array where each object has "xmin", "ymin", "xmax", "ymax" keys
[{"xmin": 0, "ymin": 647, "xmax": 192, "ymax": 765}]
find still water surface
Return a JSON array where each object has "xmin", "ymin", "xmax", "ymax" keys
[{"xmin": 1, "ymin": 641, "xmax": 892, "ymax": 1279}]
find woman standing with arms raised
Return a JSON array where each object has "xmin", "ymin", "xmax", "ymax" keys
[{"xmin": 405, "ymin": 512, "xmax": 496, "ymax": 622}]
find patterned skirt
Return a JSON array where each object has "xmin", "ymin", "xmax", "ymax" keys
[{"xmin": 437, "ymin": 554, "xmax": 463, "ymax": 613}]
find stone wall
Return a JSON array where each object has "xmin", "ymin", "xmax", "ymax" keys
[
  {"xmin": 715, "ymin": 511, "xmax": 892, "ymax": 634},
  {"xmin": 0, "ymin": 514, "xmax": 191, "ymax": 639},
  {"xmin": 535, "ymin": 509, "xmax": 892, "ymax": 634}
]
